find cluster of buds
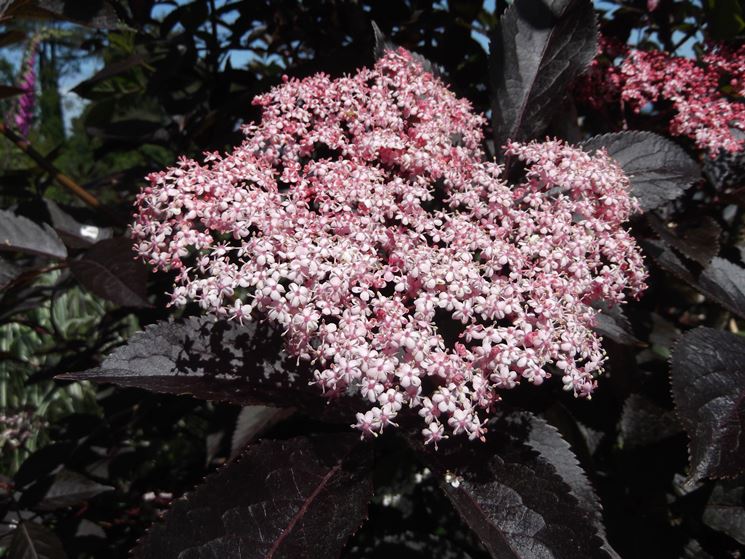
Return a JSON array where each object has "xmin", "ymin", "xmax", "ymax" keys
[
  {"xmin": 132, "ymin": 49, "xmax": 646, "ymax": 444},
  {"xmin": 578, "ymin": 39, "xmax": 745, "ymax": 155}
]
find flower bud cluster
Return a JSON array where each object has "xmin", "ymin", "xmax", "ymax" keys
[{"xmin": 132, "ymin": 49, "xmax": 646, "ymax": 444}]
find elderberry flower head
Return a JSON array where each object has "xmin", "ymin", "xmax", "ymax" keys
[
  {"xmin": 578, "ymin": 39, "xmax": 745, "ymax": 155},
  {"xmin": 132, "ymin": 48, "xmax": 647, "ymax": 444}
]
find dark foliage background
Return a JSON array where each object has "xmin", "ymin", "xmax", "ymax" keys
[{"xmin": 0, "ymin": 1, "xmax": 744, "ymax": 558}]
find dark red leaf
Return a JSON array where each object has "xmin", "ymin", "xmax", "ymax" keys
[
  {"xmin": 490, "ymin": 0, "xmax": 597, "ymax": 147},
  {"xmin": 619, "ymin": 394, "xmax": 681, "ymax": 448},
  {"xmin": 57, "ymin": 318, "xmax": 355, "ymax": 420},
  {"xmin": 647, "ymin": 214, "xmax": 721, "ymax": 266},
  {"xmin": 5, "ymin": 0, "xmax": 121, "ymax": 29},
  {"xmin": 582, "ymin": 131, "xmax": 700, "ymax": 211},
  {"xmin": 670, "ymin": 327, "xmax": 745, "ymax": 482},
  {"xmin": 641, "ymin": 239, "xmax": 695, "ymax": 284},
  {"xmin": 45, "ymin": 200, "xmax": 112, "ymax": 249},
  {"xmin": 69, "ymin": 237, "xmax": 150, "ymax": 308},
  {"xmin": 0, "ymin": 30, "xmax": 26, "ymax": 47},
  {"xmin": 72, "ymin": 54, "xmax": 147, "ymax": 95},
  {"xmin": 0, "ymin": 209, "xmax": 67, "ymax": 260},
  {"xmin": 35, "ymin": 470, "xmax": 113, "ymax": 512},
  {"xmin": 0, "ymin": 84, "xmax": 24, "ymax": 99},
  {"xmin": 230, "ymin": 406, "xmax": 294, "ymax": 459},
  {"xmin": 132, "ymin": 434, "xmax": 373, "ymax": 559},
  {"xmin": 592, "ymin": 302, "xmax": 640, "ymax": 345},
  {"xmin": 702, "ymin": 481, "xmax": 745, "ymax": 546},
  {"xmin": 414, "ymin": 410, "xmax": 618, "ymax": 559},
  {"xmin": 7, "ymin": 521, "xmax": 67, "ymax": 559},
  {"xmin": 698, "ymin": 257, "xmax": 745, "ymax": 319}
]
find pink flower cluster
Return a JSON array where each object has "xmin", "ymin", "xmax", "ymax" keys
[
  {"xmin": 9, "ymin": 34, "xmax": 41, "ymax": 137},
  {"xmin": 578, "ymin": 40, "xmax": 745, "ymax": 155},
  {"xmin": 575, "ymin": 36, "xmax": 628, "ymax": 112},
  {"xmin": 132, "ymin": 49, "xmax": 646, "ymax": 444}
]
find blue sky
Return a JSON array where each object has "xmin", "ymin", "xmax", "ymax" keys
[{"xmin": 3, "ymin": 0, "xmax": 700, "ymax": 131}]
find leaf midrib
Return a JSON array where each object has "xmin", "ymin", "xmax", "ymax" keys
[{"xmin": 265, "ymin": 458, "xmax": 344, "ymax": 558}]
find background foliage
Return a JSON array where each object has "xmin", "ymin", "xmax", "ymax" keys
[{"xmin": 0, "ymin": 1, "xmax": 744, "ymax": 558}]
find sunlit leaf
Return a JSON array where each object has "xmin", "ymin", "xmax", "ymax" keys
[
  {"xmin": 582, "ymin": 132, "xmax": 700, "ymax": 211},
  {"xmin": 490, "ymin": 0, "xmax": 597, "ymax": 147},
  {"xmin": 0, "ymin": 209, "xmax": 67, "ymax": 260}
]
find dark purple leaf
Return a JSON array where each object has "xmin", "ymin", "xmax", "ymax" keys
[
  {"xmin": 680, "ymin": 539, "xmax": 714, "ymax": 559},
  {"xmin": 132, "ymin": 434, "xmax": 373, "ymax": 559},
  {"xmin": 416, "ymin": 410, "xmax": 618, "ymax": 559},
  {"xmin": 57, "ymin": 317, "xmax": 354, "ymax": 420},
  {"xmin": 0, "ymin": 282, "xmax": 54, "ymax": 324},
  {"xmin": 69, "ymin": 237, "xmax": 149, "ymax": 308},
  {"xmin": 72, "ymin": 54, "xmax": 148, "ymax": 95},
  {"xmin": 670, "ymin": 327, "xmax": 745, "ymax": 482},
  {"xmin": 647, "ymin": 214, "xmax": 721, "ymax": 266},
  {"xmin": 0, "ymin": 209, "xmax": 67, "ymax": 260},
  {"xmin": 581, "ymin": 131, "xmax": 700, "ymax": 211},
  {"xmin": 592, "ymin": 302, "xmax": 640, "ymax": 345},
  {"xmin": 35, "ymin": 469, "xmax": 113, "ymax": 511},
  {"xmin": 641, "ymin": 239, "xmax": 695, "ymax": 284},
  {"xmin": 643, "ymin": 241, "xmax": 745, "ymax": 319},
  {"xmin": 619, "ymin": 394, "xmax": 681, "ymax": 448},
  {"xmin": 7, "ymin": 521, "xmax": 67, "ymax": 559},
  {"xmin": 698, "ymin": 257, "xmax": 745, "ymax": 319},
  {"xmin": 230, "ymin": 406, "xmax": 294, "ymax": 459},
  {"xmin": 0, "ymin": 30, "xmax": 26, "ymax": 48},
  {"xmin": 13, "ymin": 443, "xmax": 74, "ymax": 488},
  {"xmin": 45, "ymin": 200, "xmax": 112, "ymax": 248},
  {"xmin": 702, "ymin": 481, "xmax": 745, "ymax": 545},
  {"xmin": 87, "ymin": 120, "xmax": 169, "ymax": 144},
  {"xmin": 489, "ymin": 0, "xmax": 597, "ymax": 147}
]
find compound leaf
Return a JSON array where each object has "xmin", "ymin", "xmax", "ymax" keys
[{"xmin": 69, "ymin": 237, "xmax": 149, "ymax": 308}]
